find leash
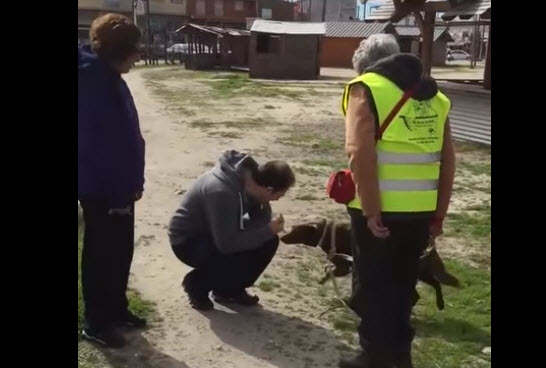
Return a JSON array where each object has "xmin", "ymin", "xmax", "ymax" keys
[
  {"xmin": 420, "ymin": 236, "xmax": 435, "ymax": 261},
  {"xmin": 316, "ymin": 219, "xmax": 346, "ymax": 310}
]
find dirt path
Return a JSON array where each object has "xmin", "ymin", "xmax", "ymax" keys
[{"xmin": 122, "ymin": 68, "xmax": 355, "ymax": 368}]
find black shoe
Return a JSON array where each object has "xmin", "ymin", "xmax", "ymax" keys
[
  {"xmin": 181, "ymin": 278, "xmax": 214, "ymax": 310},
  {"xmin": 114, "ymin": 311, "xmax": 147, "ymax": 328},
  {"xmin": 212, "ymin": 290, "xmax": 259, "ymax": 306},
  {"xmin": 82, "ymin": 327, "xmax": 126, "ymax": 348},
  {"xmin": 188, "ymin": 294, "xmax": 214, "ymax": 310}
]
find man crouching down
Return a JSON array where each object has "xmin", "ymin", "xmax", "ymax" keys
[{"xmin": 168, "ymin": 150, "xmax": 295, "ymax": 310}]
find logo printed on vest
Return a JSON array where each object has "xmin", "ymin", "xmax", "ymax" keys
[{"xmin": 399, "ymin": 100, "xmax": 440, "ymax": 144}]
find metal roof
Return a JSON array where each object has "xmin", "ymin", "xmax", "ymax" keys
[
  {"xmin": 175, "ymin": 23, "xmax": 250, "ymax": 37},
  {"xmin": 395, "ymin": 26, "xmax": 454, "ymax": 42},
  {"xmin": 251, "ymin": 20, "xmax": 325, "ymax": 35},
  {"xmin": 366, "ymin": 0, "xmax": 491, "ymax": 22},
  {"xmin": 325, "ymin": 21, "xmax": 390, "ymax": 38}
]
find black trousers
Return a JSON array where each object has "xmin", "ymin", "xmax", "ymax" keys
[
  {"xmin": 80, "ymin": 198, "xmax": 135, "ymax": 330},
  {"xmin": 348, "ymin": 209, "xmax": 430, "ymax": 355},
  {"xmin": 172, "ymin": 235, "xmax": 279, "ymax": 298}
]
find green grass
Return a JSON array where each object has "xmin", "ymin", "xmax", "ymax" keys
[
  {"xmin": 294, "ymin": 165, "xmax": 327, "ymax": 177},
  {"xmin": 444, "ymin": 204, "xmax": 491, "ymax": 240},
  {"xmin": 301, "ymin": 158, "xmax": 348, "ymax": 170},
  {"xmin": 258, "ymin": 279, "xmax": 282, "ymax": 292},
  {"xmin": 78, "ymin": 225, "xmax": 154, "ymax": 336},
  {"xmin": 325, "ymin": 260, "xmax": 490, "ymax": 367},
  {"xmin": 143, "ymin": 69, "xmax": 305, "ymax": 101},
  {"xmin": 459, "ymin": 161, "xmax": 491, "ymax": 176},
  {"xmin": 454, "ymin": 141, "xmax": 491, "ymax": 154},
  {"xmin": 190, "ymin": 118, "xmax": 267, "ymax": 130},
  {"xmin": 200, "ymin": 73, "xmax": 303, "ymax": 100},
  {"xmin": 141, "ymin": 67, "xmax": 211, "ymax": 81},
  {"xmin": 295, "ymin": 194, "xmax": 321, "ymax": 201},
  {"xmin": 412, "ymin": 260, "xmax": 491, "ymax": 368},
  {"xmin": 283, "ymin": 133, "xmax": 340, "ymax": 153}
]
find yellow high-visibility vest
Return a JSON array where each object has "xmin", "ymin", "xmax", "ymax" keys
[{"xmin": 342, "ymin": 72, "xmax": 450, "ymax": 213}]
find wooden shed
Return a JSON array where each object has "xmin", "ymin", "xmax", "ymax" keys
[
  {"xmin": 176, "ymin": 23, "xmax": 250, "ymax": 70},
  {"xmin": 249, "ymin": 20, "xmax": 326, "ymax": 80}
]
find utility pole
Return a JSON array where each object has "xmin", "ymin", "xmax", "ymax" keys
[
  {"xmin": 133, "ymin": 0, "xmax": 138, "ymax": 26},
  {"xmin": 321, "ymin": 0, "xmax": 327, "ymax": 21},
  {"xmin": 146, "ymin": 0, "xmax": 152, "ymax": 57}
]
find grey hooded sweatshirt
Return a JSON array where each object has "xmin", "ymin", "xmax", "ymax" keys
[{"xmin": 168, "ymin": 150, "xmax": 275, "ymax": 254}]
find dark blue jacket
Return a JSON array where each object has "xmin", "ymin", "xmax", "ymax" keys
[{"xmin": 78, "ymin": 45, "xmax": 145, "ymax": 207}]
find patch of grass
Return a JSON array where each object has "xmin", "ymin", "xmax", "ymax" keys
[
  {"xmin": 190, "ymin": 118, "xmax": 267, "ymax": 130},
  {"xmin": 264, "ymin": 105, "xmax": 276, "ymax": 109},
  {"xmin": 78, "ymin": 225, "xmax": 154, "ymax": 336},
  {"xmin": 258, "ymin": 279, "xmax": 281, "ymax": 292},
  {"xmin": 445, "ymin": 210, "xmax": 490, "ymax": 239},
  {"xmin": 412, "ymin": 261, "xmax": 491, "ymax": 368},
  {"xmin": 294, "ymin": 165, "xmax": 326, "ymax": 177},
  {"xmin": 295, "ymin": 194, "xmax": 321, "ymax": 201},
  {"xmin": 339, "ymin": 330, "xmax": 357, "ymax": 345},
  {"xmin": 202, "ymin": 161, "xmax": 215, "ymax": 168},
  {"xmin": 143, "ymin": 80, "xmax": 206, "ymax": 115},
  {"xmin": 459, "ymin": 160, "xmax": 491, "ymax": 176},
  {"xmin": 283, "ymin": 133, "xmax": 340, "ymax": 153},
  {"xmin": 202, "ymin": 73, "xmax": 303, "ymax": 100},
  {"xmin": 323, "ymin": 260, "xmax": 490, "ymax": 367},
  {"xmin": 302, "ymin": 158, "xmax": 347, "ymax": 169},
  {"xmin": 454, "ymin": 141, "xmax": 490, "ymax": 154},
  {"xmin": 332, "ymin": 314, "xmax": 359, "ymax": 332},
  {"xmin": 464, "ymin": 201, "xmax": 491, "ymax": 212},
  {"xmin": 207, "ymin": 131, "xmax": 240, "ymax": 139},
  {"xmin": 141, "ymin": 68, "xmax": 212, "ymax": 81}
]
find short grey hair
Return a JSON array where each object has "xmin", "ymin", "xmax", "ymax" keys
[{"xmin": 352, "ymin": 34, "xmax": 400, "ymax": 75}]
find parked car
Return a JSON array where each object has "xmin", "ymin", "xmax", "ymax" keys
[
  {"xmin": 446, "ymin": 49, "xmax": 471, "ymax": 61},
  {"xmin": 167, "ymin": 43, "xmax": 189, "ymax": 55},
  {"xmin": 167, "ymin": 43, "xmax": 190, "ymax": 64}
]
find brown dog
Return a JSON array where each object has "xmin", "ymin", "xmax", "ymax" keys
[{"xmin": 280, "ymin": 219, "xmax": 461, "ymax": 310}]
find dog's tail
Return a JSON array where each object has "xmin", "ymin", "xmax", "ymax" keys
[{"xmin": 436, "ymin": 271, "xmax": 461, "ymax": 288}]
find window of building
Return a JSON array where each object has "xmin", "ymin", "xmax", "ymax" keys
[
  {"xmin": 170, "ymin": 0, "xmax": 184, "ymax": 4},
  {"xmin": 196, "ymin": 0, "xmax": 206, "ymax": 15},
  {"xmin": 214, "ymin": 0, "xmax": 224, "ymax": 17},
  {"xmin": 103, "ymin": 0, "xmax": 120, "ymax": 9},
  {"xmin": 256, "ymin": 34, "xmax": 281, "ymax": 54},
  {"xmin": 234, "ymin": 1, "xmax": 244, "ymax": 11},
  {"xmin": 261, "ymin": 8, "xmax": 272, "ymax": 20}
]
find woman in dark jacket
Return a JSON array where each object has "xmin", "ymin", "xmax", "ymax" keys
[{"xmin": 78, "ymin": 13, "xmax": 145, "ymax": 348}]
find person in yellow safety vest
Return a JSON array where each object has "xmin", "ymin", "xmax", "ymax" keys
[{"xmin": 338, "ymin": 34, "xmax": 456, "ymax": 368}]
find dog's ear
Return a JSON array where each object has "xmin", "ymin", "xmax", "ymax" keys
[{"xmin": 280, "ymin": 224, "xmax": 319, "ymax": 246}]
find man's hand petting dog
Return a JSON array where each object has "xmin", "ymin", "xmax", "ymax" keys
[
  {"xmin": 269, "ymin": 214, "xmax": 285, "ymax": 234},
  {"xmin": 367, "ymin": 214, "xmax": 390, "ymax": 238}
]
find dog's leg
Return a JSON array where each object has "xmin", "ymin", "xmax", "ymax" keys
[
  {"xmin": 431, "ymin": 279, "xmax": 445, "ymax": 310},
  {"xmin": 436, "ymin": 270, "xmax": 461, "ymax": 288},
  {"xmin": 419, "ymin": 274, "xmax": 445, "ymax": 310}
]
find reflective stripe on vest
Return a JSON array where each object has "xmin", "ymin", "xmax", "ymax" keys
[
  {"xmin": 342, "ymin": 72, "xmax": 450, "ymax": 213},
  {"xmin": 378, "ymin": 151, "xmax": 441, "ymax": 164}
]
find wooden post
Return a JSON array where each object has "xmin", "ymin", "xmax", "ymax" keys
[
  {"xmin": 484, "ymin": 23, "xmax": 491, "ymax": 90},
  {"xmin": 421, "ymin": 11, "xmax": 435, "ymax": 75},
  {"xmin": 164, "ymin": 28, "xmax": 168, "ymax": 65}
]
